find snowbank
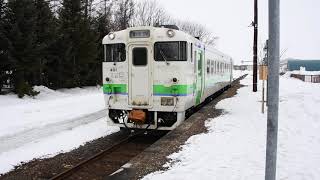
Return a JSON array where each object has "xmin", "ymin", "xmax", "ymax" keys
[
  {"xmin": 0, "ymin": 86, "xmax": 105, "ymax": 137},
  {"xmin": 233, "ymin": 70, "xmax": 251, "ymax": 79},
  {"xmin": 143, "ymin": 74, "xmax": 320, "ymax": 180},
  {"xmin": 0, "ymin": 86, "xmax": 119, "ymax": 174}
]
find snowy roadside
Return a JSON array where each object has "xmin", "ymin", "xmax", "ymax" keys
[
  {"xmin": 143, "ymin": 73, "xmax": 320, "ymax": 180},
  {"xmin": 0, "ymin": 86, "xmax": 119, "ymax": 174}
]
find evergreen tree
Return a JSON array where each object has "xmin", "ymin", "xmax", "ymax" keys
[
  {"xmin": 0, "ymin": 0, "xmax": 8, "ymax": 92},
  {"xmin": 78, "ymin": 19, "xmax": 98, "ymax": 86},
  {"xmin": 92, "ymin": 3, "xmax": 113, "ymax": 85},
  {"xmin": 34, "ymin": 0, "xmax": 58, "ymax": 88},
  {"xmin": 58, "ymin": 0, "xmax": 82, "ymax": 88},
  {"xmin": 5, "ymin": 0, "xmax": 39, "ymax": 97}
]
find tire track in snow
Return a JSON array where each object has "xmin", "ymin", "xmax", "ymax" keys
[{"xmin": 0, "ymin": 110, "xmax": 107, "ymax": 154}]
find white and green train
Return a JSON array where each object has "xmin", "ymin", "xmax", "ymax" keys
[{"xmin": 102, "ymin": 25, "xmax": 233, "ymax": 130}]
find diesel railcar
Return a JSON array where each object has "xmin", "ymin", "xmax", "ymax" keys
[{"xmin": 102, "ymin": 26, "xmax": 233, "ymax": 130}]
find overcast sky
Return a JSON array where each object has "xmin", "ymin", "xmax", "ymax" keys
[{"xmin": 154, "ymin": 0, "xmax": 320, "ymax": 64}]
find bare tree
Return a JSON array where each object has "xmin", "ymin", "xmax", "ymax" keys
[
  {"xmin": 131, "ymin": 0, "xmax": 171, "ymax": 26},
  {"xmin": 176, "ymin": 20, "xmax": 218, "ymax": 46},
  {"xmin": 114, "ymin": 0, "xmax": 134, "ymax": 30}
]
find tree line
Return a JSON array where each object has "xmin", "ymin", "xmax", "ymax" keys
[{"xmin": 0, "ymin": 0, "xmax": 217, "ymax": 98}]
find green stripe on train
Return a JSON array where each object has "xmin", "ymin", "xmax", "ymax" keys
[
  {"xmin": 153, "ymin": 84, "xmax": 194, "ymax": 96},
  {"xmin": 103, "ymin": 84, "xmax": 127, "ymax": 94},
  {"xmin": 103, "ymin": 84, "xmax": 194, "ymax": 96}
]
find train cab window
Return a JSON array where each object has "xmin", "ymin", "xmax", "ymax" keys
[
  {"xmin": 104, "ymin": 43, "xmax": 126, "ymax": 62},
  {"xmin": 154, "ymin": 41, "xmax": 187, "ymax": 61},
  {"xmin": 133, "ymin": 47, "xmax": 147, "ymax": 66}
]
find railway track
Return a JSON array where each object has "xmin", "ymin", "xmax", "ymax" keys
[
  {"xmin": 0, "ymin": 75, "xmax": 247, "ymax": 180},
  {"xmin": 49, "ymin": 130, "xmax": 166, "ymax": 180},
  {"xmin": 49, "ymin": 75, "xmax": 247, "ymax": 180}
]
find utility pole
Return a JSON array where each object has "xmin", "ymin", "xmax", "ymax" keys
[
  {"xmin": 265, "ymin": 0, "xmax": 280, "ymax": 180},
  {"xmin": 253, "ymin": 0, "xmax": 258, "ymax": 92}
]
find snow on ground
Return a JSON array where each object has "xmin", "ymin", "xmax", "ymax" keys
[
  {"xmin": 0, "ymin": 86, "xmax": 106, "ymax": 137},
  {"xmin": 289, "ymin": 69, "xmax": 320, "ymax": 76},
  {"xmin": 232, "ymin": 70, "xmax": 249, "ymax": 79},
  {"xmin": 144, "ymin": 72, "xmax": 320, "ymax": 180},
  {"xmin": 0, "ymin": 86, "xmax": 119, "ymax": 174}
]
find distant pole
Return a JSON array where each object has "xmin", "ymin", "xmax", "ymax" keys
[
  {"xmin": 265, "ymin": 0, "xmax": 280, "ymax": 180},
  {"xmin": 253, "ymin": 0, "xmax": 258, "ymax": 92}
]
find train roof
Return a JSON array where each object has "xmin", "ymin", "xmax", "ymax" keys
[{"xmin": 102, "ymin": 26, "xmax": 232, "ymax": 62}]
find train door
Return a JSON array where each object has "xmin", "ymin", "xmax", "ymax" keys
[
  {"xmin": 195, "ymin": 50, "xmax": 204, "ymax": 105},
  {"xmin": 128, "ymin": 45, "xmax": 152, "ymax": 107}
]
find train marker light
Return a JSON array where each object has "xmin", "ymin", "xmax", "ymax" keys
[
  {"xmin": 108, "ymin": 33, "xmax": 115, "ymax": 40},
  {"xmin": 167, "ymin": 29, "xmax": 175, "ymax": 38}
]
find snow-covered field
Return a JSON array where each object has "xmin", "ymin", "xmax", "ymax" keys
[
  {"xmin": 0, "ymin": 86, "xmax": 119, "ymax": 174},
  {"xmin": 144, "ymin": 72, "xmax": 320, "ymax": 180}
]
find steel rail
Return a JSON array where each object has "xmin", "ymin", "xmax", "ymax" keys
[{"xmin": 49, "ymin": 130, "xmax": 146, "ymax": 180}]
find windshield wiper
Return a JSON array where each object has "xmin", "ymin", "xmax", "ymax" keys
[{"xmin": 159, "ymin": 49, "xmax": 169, "ymax": 65}]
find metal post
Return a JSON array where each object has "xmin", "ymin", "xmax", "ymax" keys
[
  {"xmin": 262, "ymin": 79, "xmax": 265, "ymax": 113},
  {"xmin": 253, "ymin": 0, "xmax": 258, "ymax": 92},
  {"xmin": 265, "ymin": 0, "xmax": 280, "ymax": 179}
]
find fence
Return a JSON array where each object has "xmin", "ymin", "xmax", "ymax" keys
[{"xmin": 291, "ymin": 74, "xmax": 320, "ymax": 83}]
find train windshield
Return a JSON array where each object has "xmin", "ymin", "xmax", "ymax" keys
[
  {"xmin": 154, "ymin": 41, "xmax": 187, "ymax": 61},
  {"xmin": 104, "ymin": 43, "xmax": 126, "ymax": 62}
]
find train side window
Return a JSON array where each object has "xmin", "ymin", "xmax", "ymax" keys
[
  {"xmin": 211, "ymin": 60, "xmax": 214, "ymax": 74},
  {"xmin": 207, "ymin": 60, "xmax": 210, "ymax": 74},
  {"xmin": 194, "ymin": 50, "xmax": 197, "ymax": 73},
  {"xmin": 133, "ymin": 47, "xmax": 147, "ymax": 66},
  {"xmin": 222, "ymin": 63, "xmax": 223, "ymax": 73},
  {"xmin": 221, "ymin": 63, "xmax": 223, "ymax": 73},
  {"xmin": 221, "ymin": 63, "xmax": 224, "ymax": 73},
  {"xmin": 191, "ymin": 43, "xmax": 193, "ymax": 62}
]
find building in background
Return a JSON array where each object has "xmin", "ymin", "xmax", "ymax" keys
[
  {"xmin": 286, "ymin": 59, "xmax": 320, "ymax": 71},
  {"xmin": 234, "ymin": 64, "xmax": 253, "ymax": 71},
  {"xmin": 284, "ymin": 59, "xmax": 320, "ymax": 83}
]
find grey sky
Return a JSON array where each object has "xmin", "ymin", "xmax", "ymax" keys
[{"xmin": 154, "ymin": 0, "xmax": 320, "ymax": 64}]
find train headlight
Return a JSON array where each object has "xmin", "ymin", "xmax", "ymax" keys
[
  {"xmin": 161, "ymin": 97, "xmax": 174, "ymax": 106},
  {"xmin": 108, "ymin": 33, "xmax": 115, "ymax": 40},
  {"xmin": 166, "ymin": 29, "xmax": 175, "ymax": 38}
]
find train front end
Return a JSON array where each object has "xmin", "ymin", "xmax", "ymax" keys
[{"xmin": 102, "ymin": 26, "xmax": 194, "ymax": 130}]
